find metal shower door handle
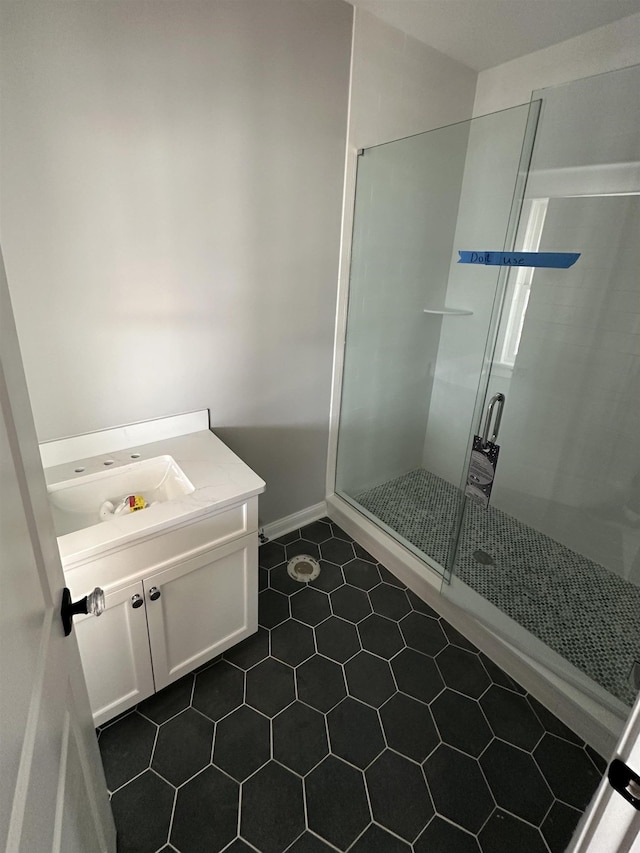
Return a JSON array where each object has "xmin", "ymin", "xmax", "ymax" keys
[{"xmin": 482, "ymin": 393, "xmax": 505, "ymax": 447}]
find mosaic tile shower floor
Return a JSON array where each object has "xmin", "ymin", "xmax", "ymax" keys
[
  {"xmin": 99, "ymin": 519, "xmax": 605, "ymax": 853},
  {"xmin": 356, "ymin": 469, "xmax": 640, "ymax": 706}
]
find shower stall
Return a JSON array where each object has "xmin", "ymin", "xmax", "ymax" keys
[{"xmin": 331, "ymin": 65, "xmax": 640, "ymax": 742}]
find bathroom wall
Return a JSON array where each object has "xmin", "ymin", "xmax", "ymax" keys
[
  {"xmin": 0, "ymin": 0, "xmax": 352, "ymax": 526},
  {"xmin": 420, "ymin": 18, "xmax": 640, "ymax": 577},
  {"xmin": 473, "ymin": 12, "xmax": 640, "ymax": 116},
  {"xmin": 332, "ymin": 9, "xmax": 477, "ymax": 497},
  {"xmin": 421, "ymin": 16, "xmax": 640, "ymax": 487}
]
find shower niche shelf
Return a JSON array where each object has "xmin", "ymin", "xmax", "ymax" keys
[{"xmin": 423, "ymin": 307, "xmax": 473, "ymax": 316}]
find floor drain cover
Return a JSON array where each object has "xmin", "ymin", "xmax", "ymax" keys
[
  {"xmin": 287, "ymin": 555, "xmax": 321, "ymax": 583},
  {"xmin": 473, "ymin": 549, "xmax": 495, "ymax": 566}
]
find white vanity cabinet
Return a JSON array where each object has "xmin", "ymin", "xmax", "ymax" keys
[
  {"xmin": 72, "ymin": 523, "xmax": 258, "ymax": 726},
  {"xmin": 144, "ymin": 533, "xmax": 257, "ymax": 692},
  {"xmin": 75, "ymin": 579, "xmax": 155, "ymax": 724},
  {"xmin": 45, "ymin": 416, "xmax": 265, "ymax": 727}
]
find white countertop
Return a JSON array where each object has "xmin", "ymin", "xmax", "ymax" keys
[{"xmin": 44, "ymin": 425, "xmax": 265, "ymax": 567}]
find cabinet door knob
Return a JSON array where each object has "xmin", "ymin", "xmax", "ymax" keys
[
  {"xmin": 148, "ymin": 587, "xmax": 161, "ymax": 601},
  {"xmin": 131, "ymin": 594, "xmax": 143, "ymax": 609}
]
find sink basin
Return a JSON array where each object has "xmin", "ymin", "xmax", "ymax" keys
[{"xmin": 48, "ymin": 455, "xmax": 196, "ymax": 536}]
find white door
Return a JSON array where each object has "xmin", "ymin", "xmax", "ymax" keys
[
  {"xmin": 0, "ymin": 252, "xmax": 116, "ymax": 852},
  {"xmin": 569, "ymin": 689, "xmax": 640, "ymax": 852}
]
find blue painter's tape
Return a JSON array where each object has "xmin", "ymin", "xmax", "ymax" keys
[{"xmin": 458, "ymin": 251, "xmax": 580, "ymax": 268}]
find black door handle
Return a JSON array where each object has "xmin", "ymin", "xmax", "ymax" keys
[{"xmin": 61, "ymin": 587, "xmax": 105, "ymax": 636}]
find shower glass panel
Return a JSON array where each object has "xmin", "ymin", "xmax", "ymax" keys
[
  {"xmin": 335, "ymin": 103, "xmax": 538, "ymax": 572},
  {"xmin": 443, "ymin": 65, "xmax": 640, "ymax": 712}
]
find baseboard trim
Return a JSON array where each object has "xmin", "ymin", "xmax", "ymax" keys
[{"xmin": 262, "ymin": 502, "xmax": 327, "ymax": 542}]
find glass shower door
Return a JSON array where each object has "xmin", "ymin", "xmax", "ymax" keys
[
  {"xmin": 335, "ymin": 101, "xmax": 539, "ymax": 574},
  {"xmin": 444, "ymin": 65, "xmax": 640, "ymax": 712}
]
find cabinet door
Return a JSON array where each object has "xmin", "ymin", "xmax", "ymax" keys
[
  {"xmin": 75, "ymin": 580, "xmax": 155, "ymax": 726},
  {"xmin": 144, "ymin": 534, "xmax": 258, "ymax": 691}
]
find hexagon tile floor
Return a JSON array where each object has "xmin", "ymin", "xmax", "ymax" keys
[{"xmin": 97, "ymin": 518, "xmax": 607, "ymax": 853}]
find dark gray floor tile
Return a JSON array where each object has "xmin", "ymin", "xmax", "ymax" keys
[
  {"xmin": 327, "ymin": 697, "xmax": 385, "ymax": 769},
  {"xmin": 260, "ymin": 541, "xmax": 286, "ymax": 569},
  {"xmin": 534, "ymin": 733, "xmax": 602, "ymax": 810},
  {"xmin": 369, "ymin": 584, "xmax": 411, "ymax": 620},
  {"xmin": 400, "ymin": 612, "xmax": 448, "ymax": 656},
  {"xmin": 273, "ymin": 529, "xmax": 301, "ymax": 545},
  {"xmin": 584, "ymin": 743, "xmax": 607, "ymax": 774},
  {"xmin": 285, "ymin": 832, "xmax": 334, "ymax": 851},
  {"xmin": 380, "ymin": 693, "xmax": 439, "ymax": 762},
  {"xmin": 259, "ymin": 588, "xmax": 290, "ymax": 629},
  {"xmin": 345, "ymin": 651, "xmax": 395, "ymax": 708},
  {"xmin": 315, "ymin": 616, "xmax": 360, "ymax": 663},
  {"xmin": 366, "ymin": 750, "xmax": 433, "ymax": 842},
  {"xmin": 358, "ymin": 613, "xmax": 405, "ymax": 659},
  {"xmin": 414, "ymin": 816, "xmax": 481, "ymax": 853},
  {"xmin": 424, "ymin": 745, "xmax": 494, "ymax": 834},
  {"xmin": 541, "ymin": 800, "xmax": 584, "ymax": 853},
  {"xmin": 213, "ymin": 705, "xmax": 270, "ymax": 782},
  {"xmin": 343, "ymin": 558, "xmax": 381, "ymax": 590},
  {"xmin": 137, "ymin": 674, "xmax": 193, "ymax": 724},
  {"xmin": 329, "ymin": 522, "xmax": 353, "ymax": 542},
  {"xmin": 350, "ymin": 824, "xmax": 411, "ymax": 852},
  {"xmin": 330, "ymin": 585, "xmax": 372, "ymax": 623},
  {"xmin": 305, "ymin": 755, "xmax": 371, "ymax": 850},
  {"xmin": 311, "ymin": 561, "xmax": 344, "ymax": 592},
  {"xmin": 478, "ymin": 653, "xmax": 526, "ymax": 694},
  {"xmin": 302, "ymin": 520, "xmax": 334, "ymax": 544},
  {"xmin": 273, "ymin": 701, "xmax": 329, "ymax": 775},
  {"xmin": 436, "ymin": 645, "xmax": 491, "ymax": 699},
  {"xmin": 290, "ymin": 587, "xmax": 331, "ymax": 626},
  {"xmin": 98, "ymin": 711, "xmax": 156, "ymax": 792},
  {"xmin": 192, "ymin": 660, "xmax": 244, "ymax": 721},
  {"xmin": 286, "ymin": 539, "xmax": 321, "ymax": 562},
  {"xmin": 431, "ymin": 689, "xmax": 492, "ymax": 757},
  {"xmin": 319, "ymin": 537, "xmax": 355, "ymax": 565},
  {"xmin": 171, "ymin": 766, "xmax": 239, "ymax": 853},
  {"xmin": 353, "ymin": 542, "xmax": 376, "ymax": 561},
  {"xmin": 406, "ymin": 589, "xmax": 439, "ymax": 617},
  {"xmin": 241, "ymin": 761, "xmax": 305, "ymax": 853},
  {"xmin": 528, "ymin": 696, "xmax": 583, "ymax": 744},
  {"xmin": 221, "ymin": 840, "xmax": 253, "ymax": 852},
  {"xmin": 480, "ymin": 739, "xmax": 553, "ymax": 824},
  {"xmin": 271, "ymin": 619, "xmax": 315, "ymax": 666},
  {"xmin": 246, "ymin": 658, "xmax": 295, "ymax": 717},
  {"xmin": 152, "ymin": 708, "xmax": 214, "ymax": 786},
  {"xmin": 479, "ymin": 809, "xmax": 548, "ymax": 853},
  {"xmin": 480, "ymin": 684, "xmax": 545, "ymax": 750},
  {"xmin": 224, "ymin": 628, "xmax": 270, "ymax": 670},
  {"xmin": 391, "ymin": 648, "xmax": 445, "ymax": 704},
  {"xmin": 259, "ymin": 566, "xmax": 269, "ymax": 591},
  {"xmin": 297, "ymin": 655, "xmax": 347, "ymax": 712},
  {"xmin": 441, "ymin": 621, "xmax": 477, "ymax": 652},
  {"xmin": 270, "ymin": 563, "xmax": 305, "ymax": 595},
  {"xmin": 378, "ymin": 566, "xmax": 407, "ymax": 589},
  {"xmin": 110, "ymin": 770, "xmax": 174, "ymax": 853}
]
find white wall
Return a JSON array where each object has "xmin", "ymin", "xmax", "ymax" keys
[
  {"xmin": 331, "ymin": 9, "xmax": 477, "ymax": 497},
  {"xmin": 473, "ymin": 12, "xmax": 640, "ymax": 116},
  {"xmin": 0, "ymin": 0, "xmax": 352, "ymax": 526}
]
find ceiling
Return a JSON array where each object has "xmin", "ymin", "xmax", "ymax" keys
[{"xmin": 349, "ymin": 0, "xmax": 640, "ymax": 71}]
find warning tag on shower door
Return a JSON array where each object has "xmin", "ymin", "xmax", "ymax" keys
[{"xmin": 465, "ymin": 435, "xmax": 500, "ymax": 508}]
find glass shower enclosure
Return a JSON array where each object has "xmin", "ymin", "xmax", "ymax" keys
[{"xmin": 334, "ymin": 65, "xmax": 640, "ymax": 715}]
